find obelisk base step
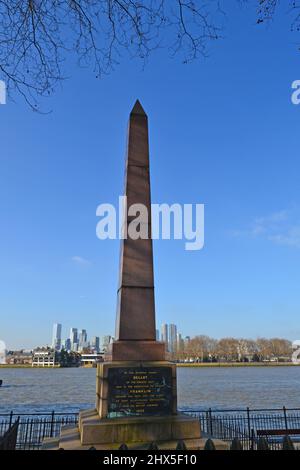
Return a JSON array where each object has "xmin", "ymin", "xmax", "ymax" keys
[
  {"xmin": 79, "ymin": 409, "xmax": 201, "ymax": 445},
  {"xmin": 42, "ymin": 424, "xmax": 229, "ymax": 450}
]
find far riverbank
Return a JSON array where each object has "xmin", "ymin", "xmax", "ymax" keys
[
  {"xmin": 0, "ymin": 362, "xmax": 299, "ymax": 369},
  {"xmin": 0, "ymin": 364, "xmax": 59, "ymax": 368}
]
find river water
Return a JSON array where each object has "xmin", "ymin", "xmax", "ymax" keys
[{"xmin": 0, "ymin": 366, "xmax": 299, "ymax": 414}]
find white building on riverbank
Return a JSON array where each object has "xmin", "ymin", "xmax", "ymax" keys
[{"xmin": 32, "ymin": 349, "xmax": 58, "ymax": 367}]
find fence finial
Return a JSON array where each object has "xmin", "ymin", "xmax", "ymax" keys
[
  {"xmin": 176, "ymin": 440, "xmax": 187, "ymax": 450},
  {"xmin": 204, "ymin": 438, "xmax": 216, "ymax": 450},
  {"xmin": 257, "ymin": 437, "xmax": 269, "ymax": 450},
  {"xmin": 230, "ymin": 437, "xmax": 243, "ymax": 450},
  {"xmin": 282, "ymin": 435, "xmax": 295, "ymax": 450},
  {"xmin": 148, "ymin": 442, "xmax": 159, "ymax": 450},
  {"xmin": 119, "ymin": 443, "xmax": 128, "ymax": 450}
]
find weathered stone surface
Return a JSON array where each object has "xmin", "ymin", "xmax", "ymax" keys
[
  {"xmin": 79, "ymin": 409, "xmax": 201, "ymax": 445},
  {"xmin": 41, "ymin": 437, "xmax": 60, "ymax": 450},
  {"xmin": 107, "ymin": 341, "xmax": 165, "ymax": 362},
  {"xmin": 113, "ymin": 100, "xmax": 161, "ymax": 354},
  {"xmin": 125, "ymin": 164, "xmax": 151, "ymax": 210},
  {"xmin": 42, "ymin": 424, "xmax": 228, "ymax": 450},
  {"xmin": 118, "ymin": 236, "xmax": 154, "ymax": 288},
  {"xmin": 116, "ymin": 288, "xmax": 156, "ymax": 341}
]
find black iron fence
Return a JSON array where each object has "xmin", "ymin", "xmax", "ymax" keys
[
  {"xmin": 113, "ymin": 435, "xmax": 296, "ymax": 451},
  {"xmin": 185, "ymin": 407, "xmax": 300, "ymax": 450},
  {"xmin": 0, "ymin": 411, "xmax": 78, "ymax": 450},
  {"xmin": 0, "ymin": 417, "xmax": 19, "ymax": 450},
  {"xmin": 1, "ymin": 407, "xmax": 300, "ymax": 450}
]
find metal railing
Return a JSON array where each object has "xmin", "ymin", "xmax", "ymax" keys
[
  {"xmin": 0, "ymin": 411, "xmax": 78, "ymax": 450},
  {"xmin": 0, "ymin": 417, "xmax": 19, "ymax": 450},
  {"xmin": 109, "ymin": 435, "xmax": 297, "ymax": 451},
  {"xmin": 184, "ymin": 407, "xmax": 300, "ymax": 450},
  {"xmin": 1, "ymin": 407, "xmax": 300, "ymax": 450}
]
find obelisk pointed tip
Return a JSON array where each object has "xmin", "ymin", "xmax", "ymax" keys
[{"xmin": 130, "ymin": 99, "xmax": 147, "ymax": 117}]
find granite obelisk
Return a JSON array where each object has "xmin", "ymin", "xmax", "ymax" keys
[
  {"xmin": 108, "ymin": 100, "xmax": 165, "ymax": 361},
  {"xmin": 44, "ymin": 102, "xmax": 209, "ymax": 449},
  {"xmin": 82, "ymin": 101, "xmax": 201, "ymax": 448}
]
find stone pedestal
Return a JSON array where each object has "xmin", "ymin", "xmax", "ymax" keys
[
  {"xmin": 95, "ymin": 361, "xmax": 177, "ymax": 419},
  {"xmin": 43, "ymin": 360, "xmax": 204, "ymax": 450},
  {"xmin": 77, "ymin": 360, "xmax": 200, "ymax": 448}
]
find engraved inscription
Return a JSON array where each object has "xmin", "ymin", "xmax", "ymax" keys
[{"xmin": 107, "ymin": 367, "xmax": 173, "ymax": 417}]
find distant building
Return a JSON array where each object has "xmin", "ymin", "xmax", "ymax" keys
[
  {"xmin": 169, "ymin": 324, "xmax": 177, "ymax": 353},
  {"xmin": 156, "ymin": 329, "xmax": 160, "ymax": 341},
  {"xmin": 177, "ymin": 332, "xmax": 183, "ymax": 351},
  {"xmin": 6, "ymin": 350, "xmax": 32, "ymax": 365},
  {"xmin": 161, "ymin": 324, "xmax": 169, "ymax": 351},
  {"xmin": 91, "ymin": 336, "xmax": 100, "ymax": 353},
  {"xmin": 62, "ymin": 338, "xmax": 71, "ymax": 351},
  {"xmin": 80, "ymin": 353, "xmax": 104, "ymax": 367},
  {"xmin": 32, "ymin": 348, "xmax": 58, "ymax": 367},
  {"xmin": 70, "ymin": 328, "xmax": 78, "ymax": 350},
  {"xmin": 52, "ymin": 323, "xmax": 62, "ymax": 351},
  {"xmin": 101, "ymin": 335, "xmax": 111, "ymax": 352},
  {"xmin": 0, "ymin": 341, "xmax": 6, "ymax": 364},
  {"xmin": 78, "ymin": 329, "xmax": 88, "ymax": 351}
]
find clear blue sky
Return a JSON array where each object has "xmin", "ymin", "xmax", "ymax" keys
[{"xmin": 1, "ymin": 3, "xmax": 300, "ymax": 349}]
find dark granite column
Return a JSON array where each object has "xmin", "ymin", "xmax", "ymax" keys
[{"xmin": 109, "ymin": 101, "xmax": 165, "ymax": 361}]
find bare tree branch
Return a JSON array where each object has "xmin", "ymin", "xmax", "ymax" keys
[{"xmin": 0, "ymin": 1, "xmax": 299, "ymax": 110}]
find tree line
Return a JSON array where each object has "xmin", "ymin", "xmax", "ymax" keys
[{"xmin": 168, "ymin": 336, "xmax": 293, "ymax": 363}]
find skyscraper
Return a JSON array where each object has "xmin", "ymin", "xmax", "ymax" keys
[
  {"xmin": 169, "ymin": 324, "xmax": 177, "ymax": 354},
  {"xmin": 70, "ymin": 327, "xmax": 78, "ymax": 350},
  {"xmin": 100, "ymin": 335, "xmax": 111, "ymax": 352},
  {"xmin": 52, "ymin": 323, "xmax": 62, "ymax": 351},
  {"xmin": 176, "ymin": 332, "xmax": 183, "ymax": 352},
  {"xmin": 91, "ymin": 336, "xmax": 100, "ymax": 353},
  {"xmin": 161, "ymin": 323, "xmax": 169, "ymax": 351},
  {"xmin": 79, "ymin": 329, "xmax": 88, "ymax": 351},
  {"xmin": 62, "ymin": 338, "xmax": 71, "ymax": 351}
]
